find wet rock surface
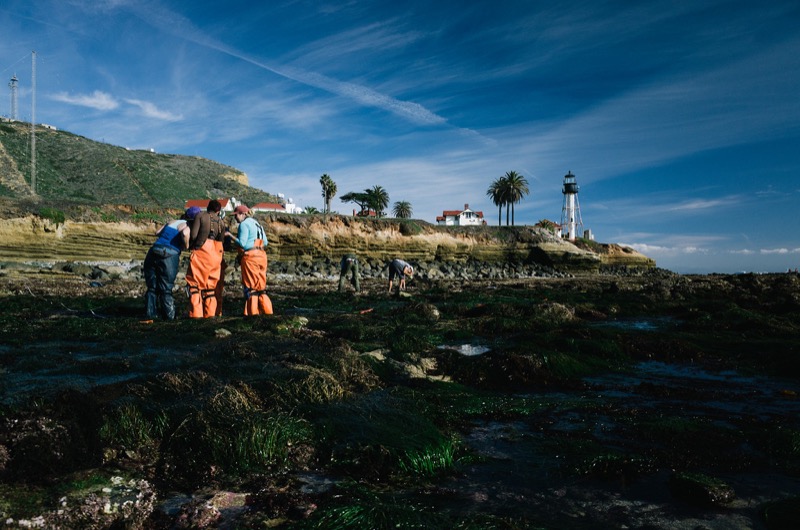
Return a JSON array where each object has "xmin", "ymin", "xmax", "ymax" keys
[{"xmin": 1, "ymin": 267, "xmax": 799, "ymax": 528}]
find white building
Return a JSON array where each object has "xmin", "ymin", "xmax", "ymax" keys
[{"xmin": 436, "ymin": 204, "xmax": 485, "ymax": 226}]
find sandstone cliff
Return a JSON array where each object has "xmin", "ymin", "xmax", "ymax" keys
[{"xmin": 0, "ymin": 213, "xmax": 655, "ymax": 272}]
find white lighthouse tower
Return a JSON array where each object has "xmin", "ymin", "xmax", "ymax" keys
[{"xmin": 560, "ymin": 171, "xmax": 583, "ymax": 241}]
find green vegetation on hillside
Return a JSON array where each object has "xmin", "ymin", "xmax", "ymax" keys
[{"xmin": 0, "ymin": 121, "xmax": 279, "ymax": 208}]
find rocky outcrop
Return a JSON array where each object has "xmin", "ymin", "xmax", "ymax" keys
[{"xmin": 222, "ymin": 170, "xmax": 248, "ymax": 186}]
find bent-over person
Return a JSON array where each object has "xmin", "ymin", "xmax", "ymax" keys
[
  {"xmin": 143, "ymin": 207, "xmax": 196, "ymax": 320},
  {"xmin": 387, "ymin": 258, "xmax": 414, "ymax": 293},
  {"xmin": 339, "ymin": 253, "xmax": 360, "ymax": 293}
]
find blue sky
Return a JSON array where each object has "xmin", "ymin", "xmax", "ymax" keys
[{"xmin": 2, "ymin": 0, "xmax": 799, "ymax": 273}]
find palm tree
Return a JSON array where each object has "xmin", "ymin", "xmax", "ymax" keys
[
  {"xmin": 319, "ymin": 174, "xmax": 337, "ymax": 214},
  {"xmin": 503, "ymin": 171, "xmax": 529, "ymax": 226},
  {"xmin": 303, "ymin": 206, "xmax": 320, "ymax": 214},
  {"xmin": 535, "ymin": 219, "xmax": 557, "ymax": 234},
  {"xmin": 486, "ymin": 176, "xmax": 508, "ymax": 226},
  {"xmin": 393, "ymin": 200, "xmax": 413, "ymax": 219},
  {"xmin": 366, "ymin": 185, "xmax": 389, "ymax": 217}
]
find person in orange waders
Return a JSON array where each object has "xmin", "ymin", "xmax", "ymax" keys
[
  {"xmin": 185, "ymin": 199, "xmax": 227, "ymax": 318},
  {"xmin": 230, "ymin": 204, "xmax": 273, "ymax": 316}
]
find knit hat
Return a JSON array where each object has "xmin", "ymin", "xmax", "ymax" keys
[
  {"xmin": 234, "ymin": 205, "xmax": 250, "ymax": 214},
  {"xmin": 184, "ymin": 206, "xmax": 202, "ymax": 220}
]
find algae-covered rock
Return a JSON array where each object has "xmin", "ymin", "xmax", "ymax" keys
[
  {"xmin": 669, "ymin": 471, "xmax": 736, "ymax": 506},
  {"xmin": 3, "ymin": 475, "xmax": 156, "ymax": 530}
]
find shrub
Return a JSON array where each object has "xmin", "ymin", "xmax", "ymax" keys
[
  {"xmin": 38, "ymin": 207, "xmax": 65, "ymax": 225},
  {"xmin": 399, "ymin": 221, "xmax": 422, "ymax": 236}
]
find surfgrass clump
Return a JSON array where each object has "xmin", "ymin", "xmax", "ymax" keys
[
  {"xmin": 99, "ymin": 404, "xmax": 166, "ymax": 450},
  {"xmin": 162, "ymin": 405, "xmax": 312, "ymax": 486},
  {"xmin": 398, "ymin": 437, "xmax": 458, "ymax": 478},
  {"xmin": 303, "ymin": 486, "xmax": 441, "ymax": 530},
  {"xmin": 318, "ymin": 390, "xmax": 451, "ymax": 479}
]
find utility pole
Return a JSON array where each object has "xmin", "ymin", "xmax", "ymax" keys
[
  {"xmin": 8, "ymin": 74, "xmax": 18, "ymax": 120},
  {"xmin": 30, "ymin": 51, "xmax": 36, "ymax": 194}
]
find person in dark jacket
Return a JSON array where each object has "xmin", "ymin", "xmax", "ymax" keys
[
  {"xmin": 387, "ymin": 258, "xmax": 413, "ymax": 293},
  {"xmin": 338, "ymin": 253, "xmax": 360, "ymax": 293}
]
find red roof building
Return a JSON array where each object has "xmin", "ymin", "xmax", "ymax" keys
[{"xmin": 436, "ymin": 204, "xmax": 485, "ymax": 226}]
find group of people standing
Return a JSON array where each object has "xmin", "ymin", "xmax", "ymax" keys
[
  {"xmin": 144, "ymin": 200, "xmax": 273, "ymax": 320},
  {"xmin": 144, "ymin": 201, "xmax": 416, "ymax": 320}
]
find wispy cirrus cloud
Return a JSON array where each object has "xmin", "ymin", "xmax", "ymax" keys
[
  {"xmin": 760, "ymin": 248, "xmax": 800, "ymax": 255},
  {"xmin": 49, "ymin": 91, "xmax": 182, "ymax": 121},
  {"xmin": 50, "ymin": 90, "xmax": 118, "ymax": 110},
  {"xmin": 109, "ymin": 1, "xmax": 451, "ymax": 128},
  {"xmin": 123, "ymin": 98, "xmax": 183, "ymax": 121},
  {"xmin": 666, "ymin": 197, "xmax": 743, "ymax": 212}
]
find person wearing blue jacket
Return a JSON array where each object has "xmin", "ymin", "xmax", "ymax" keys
[
  {"xmin": 143, "ymin": 207, "xmax": 197, "ymax": 320},
  {"xmin": 231, "ymin": 204, "xmax": 273, "ymax": 315}
]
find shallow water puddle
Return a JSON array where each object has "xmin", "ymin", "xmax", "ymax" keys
[
  {"xmin": 585, "ymin": 360, "xmax": 800, "ymax": 419},
  {"xmin": 590, "ymin": 316, "xmax": 677, "ymax": 331},
  {"xmin": 436, "ymin": 343, "xmax": 491, "ymax": 356}
]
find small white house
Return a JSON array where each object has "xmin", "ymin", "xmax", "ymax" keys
[
  {"xmin": 283, "ymin": 197, "xmax": 303, "ymax": 214},
  {"xmin": 436, "ymin": 204, "xmax": 485, "ymax": 226}
]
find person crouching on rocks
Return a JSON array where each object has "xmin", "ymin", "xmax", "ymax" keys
[
  {"xmin": 387, "ymin": 258, "xmax": 414, "ymax": 294},
  {"xmin": 185, "ymin": 199, "xmax": 227, "ymax": 318},
  {"xmin": 231, "ymin": 205, "xmax": 273, "ymax": 316},
  {"xmin": 143, "ymin": 207, "xmax": 197, "ymax": 320}
]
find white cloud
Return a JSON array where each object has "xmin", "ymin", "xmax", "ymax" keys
[
  {"xmin": 50, "ymin": 90, "xmax": 118, "ymax": 110},
  {"xmin": 667, "ymin": 198, "xmax": 741, "ymax": 212},
  {"xmin": 123, "ymin": 98, "xmax": 183, "ymax": 121},
  {"xmin": 761, "ymin": 248, "xmax": 800, "ymax": 255},
  {"xmin": 621, "ymin": 242, "xmax": 710, "ymax": 257}
]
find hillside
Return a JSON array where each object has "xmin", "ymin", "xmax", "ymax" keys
[{"xmin": 0, "ymin": 120, "xmax": 279, "ymax": 208}]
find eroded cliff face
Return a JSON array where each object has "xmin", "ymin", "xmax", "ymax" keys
[{"xmin": 0, "ymin": 214, "xmax": 655, "ymax": 271}]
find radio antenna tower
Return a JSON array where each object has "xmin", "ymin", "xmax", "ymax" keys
[
  {"xmin": 30, "ymin": 51, "xmax": 36, "ymax": 194},
  {"xmin": 8, "ymin": 74, "xmax": 18, "ymax": 120}
]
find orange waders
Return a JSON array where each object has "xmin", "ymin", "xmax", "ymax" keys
[
  {"xmin": 215, "ymin": 258, "xmax": 228, "ymax": 316},
  {"xmin": 186, "ymin": 239, "xmax": 224, "ymax": 318},
  {"xmin": 240, "ymin": 245, "xmax": 273, "ymax": 316}
]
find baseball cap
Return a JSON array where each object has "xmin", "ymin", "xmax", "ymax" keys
[{"xmin": 234, "ymin": 205, "xmax": 250, "ymax": 214}]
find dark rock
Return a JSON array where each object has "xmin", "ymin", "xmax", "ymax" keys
[{"xmin": 669, "ymin": 471, "xmax": 736, "ymax": 506}]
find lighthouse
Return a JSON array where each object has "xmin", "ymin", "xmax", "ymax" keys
[{"xmin": 560, "ymin": 171, "xmax": 583, "ymax": 241}]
